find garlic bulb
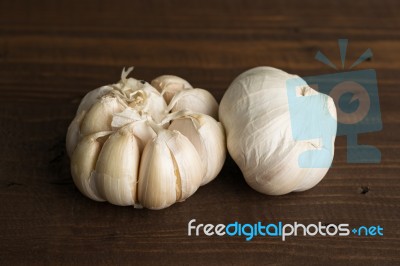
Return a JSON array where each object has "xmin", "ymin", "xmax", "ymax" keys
[
  {"xmin": 67, "ymin": 68, "xmax": 225, "ymax": 209},
  {"xmin": 219, "ymin": 67, "xmax": 337, "ymax": 196}
]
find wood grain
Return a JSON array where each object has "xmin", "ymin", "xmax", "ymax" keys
[{"xmin": 0, "ymin": 0, "xmax": 399, "ymax": 265}]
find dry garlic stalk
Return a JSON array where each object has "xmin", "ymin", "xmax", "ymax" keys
[{"xmin": 67, "ymin": 68, "xmax": 226, "ymax": 210}]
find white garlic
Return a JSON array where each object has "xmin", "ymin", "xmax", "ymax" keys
[
  {"xmin": 66, "ymin": 95, "xmax": 125, "ymax": 157},
  {"xmin": 93, "ymin": 126, "xmax": 140, "ymax": 206},
  {"xmin": 219, "ymin": 66, "xmax": 337, "ymax": 195},
  {"xmin": 76, "ymin": 86, "xmax": 113, "ymax": 115},
  {"xmin": 80, "ymin": 96, "xmax": 125, "ymax": 136},
  {"xmin": 66, "ymin": 110, "xmax": 86, "ymax": 157},
  {"xmin": 138, "ymin": 126, "xmax": 204, "ymax": 210},
  {"xmin": 111, "ymin": 109, "xmax": 156, "ymax": 152},
  {"xmin": 67, "ymin": 68, "xmax": 226, "ymax": 209},
  {"xmin": 151, "ymin": 75, "xmax": 193, "ymax": 104},
  {"xmin": 70, "ymin": 131, "xmax": 112, "ymax": 202},
  {"xmin": 168, "ymin": 88, "xmax": 219, "ymax": 120},
  {"xmin": 169, "ymin": 113, "xmax": 226, "ymax": 185}
]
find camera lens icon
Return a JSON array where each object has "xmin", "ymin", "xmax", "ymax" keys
[
  {"xmin": 287, "ymin": 69, "xmax": 382, "ymax": 165},
  {"xmin": 287, "ymin": 39, "xmax": 382, "ymax": 165},
  {"xmin": 329, "ymin": 81, "xmax": 370, "ymax": 125}
]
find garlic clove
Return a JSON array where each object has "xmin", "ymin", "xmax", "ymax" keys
[
  {"xmin": 80, "ymin": 96, "xmax": 125, "ymax": 137},
  {"xmin": 70, "ymin": 131, "xmax": 112, "ymax": 202},
  {"xmin": 169, "ymin": 114, "xmax": 226, "ymax": 185},
  {"xmin": 93, "ymin": 127, "xmax": 140, "ymax": 206},
  {"xmin": 140, "ymin": 82, "xmax": 163, "ymax": 95},
  {"xmin": 168, "ymin": 88, "xmax": 219, "ymax": 120},
  {"xmin": 76, "ymin": 86, "xmax": 114, "ymax": 115},
  {"xmin": 151, "ymin": 75, "xmax": 193, "ymax": 104},
  {"xmin": 164, "ymin": 130, "xmax": 204, "ymax": 200},
  {"xmin": 66, "ymin": 110, "xmax": 86, "ymax": 157},
  {"xmin": 126, "ymin": 120, "xmax": 156, "ymax": 153},
  {"xmin": 137, "ymin": 134, "xmax": 177, "ymax": 210},
  {"xmin": 138, "ymin": 129, "xmax": 203, "ymax": 210}
]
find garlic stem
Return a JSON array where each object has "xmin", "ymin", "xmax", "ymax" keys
[
  {"xmin": 146, "ymin": 117, "xmax": 164, "ymax": 135},
  {"xmin": 121, "ymin": 66, "xmax": 134, "ymax": 83},
  {"xmin": 161, "ymin": 109, "xmax": 194, "ymax": 125}
]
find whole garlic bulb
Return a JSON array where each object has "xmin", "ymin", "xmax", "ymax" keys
[
  {"xmin": 219, "ymin": 67, "xmax": 337, "ymax": 195},
  {"xmin": 67, "ymin": 68, "xmax": 225, "ymax": 210}
]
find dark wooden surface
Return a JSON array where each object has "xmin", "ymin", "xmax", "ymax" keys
[{"xmin": 1, "ymin": 0, "xmax": 399, "ymax": 265}]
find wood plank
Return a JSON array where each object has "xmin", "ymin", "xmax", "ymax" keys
[{"xmin": 0, "ymin": 0, "xmax": 399, "ymax": 265}]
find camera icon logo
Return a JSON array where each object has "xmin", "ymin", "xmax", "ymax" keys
[{"xmin": 287, "ymin": 39, "xmax": 382, "ymax": 168}]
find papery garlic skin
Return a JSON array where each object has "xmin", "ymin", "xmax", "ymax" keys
[
  {"xmin": 80, "ymin": 96, "xmax": 125, "ymax": 136},
  {"xmin": 140, "ymin": 90, "xmax": 168, "ymax": 123},
  {"xmin": 66, "ymin": 110, "xmax": 86, "ymax": 157},
  {"xmin": 151, "ymin": 75, "xmax": 193, "ymax": 104},
  {"xmin": 219, "ymin": 66, "xmax": 337, "ymax": 195},
  {"xmin": 138, "ymin": 129, "xmax": 204, "ymax": 210},
  {"xmin": 94, "ymin": 127, "xmax": 140, "ymax": 206},
  {"xmin": 70, "ymin": 131, "xmax": 111, "ymax": 202},
  {"xmin": 76, "ymin": 86, "xmax": 113, "ymax": 115},
  {"xmin": 66, "ymin": 96, "xmax": 125, "ymax": 157},
  {"xmin": 169, "ymin": 88, "xmax": 219, "ymax": 120},
  {"xmin": 169, "ymin": 113, "xmax": 226, "ymax": 185}
]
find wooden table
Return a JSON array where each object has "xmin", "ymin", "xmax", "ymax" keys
[{"xmin": 1, "ymin": 0, "xmax": 399, "ymax": 265}]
